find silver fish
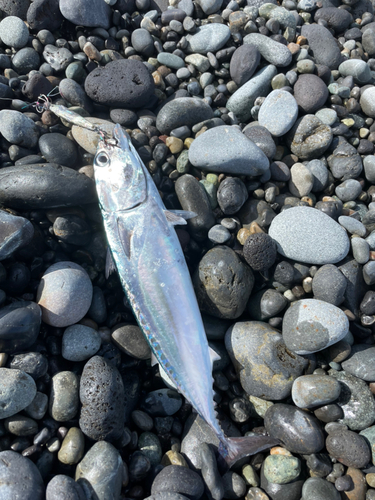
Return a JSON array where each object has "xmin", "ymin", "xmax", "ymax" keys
[{"xmin": 93, "ymin": 124, "xmax": 279, "ymax": 467}]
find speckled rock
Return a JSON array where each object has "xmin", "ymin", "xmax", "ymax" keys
[
  {"xmin": 258, "ymin": 90, "xmax": 298, "ymax": 137},
  {"xmin": 225, "ymin": 321, "xmax": 308, "ymax": 400},
  {"xmin": 263, "ymin": 454, "xmax": 301, "ymax": 485},
  {"xmin": 193, "ymin": 246, "xmax": 254, "ymax": 319},
  {"xmin": 0, "ymin": 450, "xmax": 44, "ymax": 500},
  {"xmin": 243, "ymin": 33, "xmax": 292, "ymax": 67},
  {"xmin": 0, "ymin": 16, "xmax": 29, "ymax": 48},
  {"xmin": 326, "ymin": 429, "xmax": 371, "ymax": 468},
  {"xmin": 291, "ymin": 375, "xmax": 341, "ymax": 409},
  {"xmin": 37, "ymin": 261, "xmax": 93, "ymax": 327},
  {"xmin": 59, "ymin": 0, "xmax": 112, "ymax": 28},
  {"xmin": 62, "ymin": 324, "xmax": 101, "ymax": 362},
  {"xmin": 286, "ymin": 115, "xmax": 333, "ymax": 160},
  {"xmin": 188, "ymin": 125, "xmax": 269, "ymax": 176},
  {"xmin": 46, "ymin": 475, "xmax": 86, "ymax": 500},
  {"xmin": 265, "ymin": 404, "xmax": 325, "ymax": 454},
  {"xmin": 312, "ymin": 264, "xmax": 347, "ymax": 306},
  {"xmin": 79, "ymin": 356, "xmax": 125, "ymax": 442},
  {"xmin": 328, "ymin": 369, "xmax": 375, "ymax": 430},
  {"xmin": 85, "ymin": 59, "xmax": 155, "ymax": 108},
  {"xmin": 0, "ymin": 368, "xmax": 36, "ymax": 419},
  {"xmin": 243, "ymin": 233, "xmax": 277, "ymax": 271},
  {"xmin": 75, "ymin": 441, "xmax": 123, "ymax": 500},
  {"xmin": 282, "ymin": 299, "xmax": 349, "ymax": 355},
  {"xmin": 269, "ymin": 206, "xmax": 350, "ymax": 264},
  {"xmin": 341, "ymin": 345, "xmax": 375, "ymax": 381},
  {"xmin": 301, "ymin": 23, "xmax": 342, "ymax": 69}
]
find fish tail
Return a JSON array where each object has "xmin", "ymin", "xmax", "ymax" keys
[{"xmin": 218, "ymin": 435, "xmax": 280, "ymax": 469}]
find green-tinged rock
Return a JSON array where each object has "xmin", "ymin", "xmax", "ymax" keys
[
  {"xmin": 263, "ymin": 454, "xmax": 301, "ymax": 484},
  {"xmin": 242, "ymin": 464, "xmax": 260, "ymax": 487},
  {"xmin": 199, "ymin": 179, "xmax": 217, "ymax": 209},
  {"xmin": 206, "ymin": 173, "xmax": 219, "ymax": 187},
  {"xmin": 360, "ymin": 425, "xmax": 375, "ymax": 465},
  {"xmin": 248, "ymin": 395, "xmax": 274, "ymax": 418},
  {"xmin": 138, "ymin": 432, "xmax": 163, "ymax": 465},
  {"xmin": 176, "ymin": 149, "xmax": 191, "ymax": 174}
]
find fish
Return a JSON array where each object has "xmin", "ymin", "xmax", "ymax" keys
[{"xmin": 93, "ymin": 123, "xmax": 279, "ymax": 468}]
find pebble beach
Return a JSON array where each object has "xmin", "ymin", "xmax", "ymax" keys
[{"xmin": 1, "ymin": 0, "xmax": 375, "ymax": 498}]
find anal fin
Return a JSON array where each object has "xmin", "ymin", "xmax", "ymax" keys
[{"xmin": 105, "ymin": 248, "xmax": 117, "ymax": 279}]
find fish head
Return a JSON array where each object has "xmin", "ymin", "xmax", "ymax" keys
[{"xmin": 93, "ymin": 124, "xmax": 147, "ymax": 213}]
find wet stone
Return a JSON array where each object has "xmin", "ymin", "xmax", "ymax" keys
[
  {"xmin": 264, "ymin": 403, "xmax": 325, "ymax": 454},
  {"xmin": 79, "ymin": 356, "xmax": 125, "ymax": 441},
  {"xmin": 291, "ymin": 375, "xmax": 341, "ymax": 409},
  {"xmin": 282, "ymin": 298, "xmax": 349, "ymax": 355},
  {"xmin": 9, "ymin": 352, "xmax": 48, "ymax": 380},
  {"xmin": 138, "ymin": 432, "xmax": 163, "ymax": 465},
  {"xmin": 225, "ymin": 321, "xmax": 308, "ymax": 400},
  {"xmin": 75, "ymin": 441, "xmax": 123, "ymax": 500},
  {"xmin": 38, "ymin": 133, "xmax": 78, "ymax": 168},
  {"xmin": 326, "ymin": 429, "xmax": 371, "ymax": 468},
  {"xmin": 193, "ymin": 246, "xmax": 254, "ymax": 319}
]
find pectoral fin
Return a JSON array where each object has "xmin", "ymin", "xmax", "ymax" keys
[
  {"xmin": 105, "ymin": 248, "xmax": 117, "ymax": 279},
  {"xmin": 164, "ymin": 210, "xmax": 197, "ymax": 226},
  {"xmin": 117, "ymin": 217, "xmax": 133, "ymax": 259},
  {"xmin": 209, "ymin": 346, "xmax": 221, "ymax": 368}
]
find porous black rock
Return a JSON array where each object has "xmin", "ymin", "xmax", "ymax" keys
[
  {"xmin": 85, "ymin": 59, "xmax": 155, "ymax": 108},
  {"xmin": 243, "ymin": 232, "xmax": 277, "ymax": 271}
]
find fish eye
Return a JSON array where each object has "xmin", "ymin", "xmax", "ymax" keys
[{"xmin": 96, "ymin": 152, "xmax": 109, "ymax": 166}]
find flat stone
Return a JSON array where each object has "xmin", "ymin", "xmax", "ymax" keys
[
  {"xmin": 156, "ymin": 97, "xmax": 213, "ymax": 135},
  {"xmin": 188, "ymin": 125, "xmax": 269, "ymax": 176},
  {"xmin": 75, "ymin": 441, "xmax": 123, "ymax": 500},
  {"xmin": 258, "ymin": 90, "xmax": 298, "ymax": 137},
  {"xmin": 269, "ymin": 206, "xmax": 350, "ymax": 265},
  {"xmin": 225, "ymin": 321, "xmax": 308, "ymax": 400},
  {"xmin": 243, "ymin": 33, "xmax": 293, "ymax": 67},
  {"xmin": 227, "ymin": 64, "xmax": 277, "ymax": 122},
  {"xmin": 282, "ymin": 298, "xmax": 349, "ymax": 355},
  {"xmin": 186, "ymin": 24, "xmax": 230, "ymax": 54}
]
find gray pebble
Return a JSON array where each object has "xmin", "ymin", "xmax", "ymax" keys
[
  {"xmin": 339, "ymin": 59, "xmax": 372, "ymax": 84},
  {"xmin": 49, "ymin": 371, "xmax": 79, "ymax": 422},
  {"xmin": 75, "ymin": 441, "xmax": 123, "ymax": 500},
  {"xmin": 37, "ymin": 261, "xmax": 93, "ymax": 327},
  {"xmin": 305, "ymin": 159, "xmax": 329, "ymax": 192},
  {"xmin": 217, "ymin": 176, "xmax": 248, "ymax": 214},
  {"xmin": 222, "ymin": 471, "xmax": 246, "ymax": 498},
  {"xmin": 341, "ymin": 345, "xmax": 375, "ymax": 381},
  {"xmin": 360, "ymin": 87, "xmax": 375, "ymax": 117},
  {"xmin": 291, "ymin": 375, "xmax": 341, "ymax": 409},
  {"xmin": 289, "ymin": 162, "xmax": 314, "ymax": 197},
  {"xmin": 352, "ymin": 237, "xmax": 370, "ymax": 264},
  {"xmin": 188, "ymin": 125, "xmax": 269, "ymax": 176},
  {"xmin": 111, "ymin": 324, "xmax": 151, "ymax": 360},
  {"xmin": 312, "ymin": 264, "xmax": 347, "ymax": 306},
  {"xmin": 363, "ymin": 260, "xmax": 375, "ymax": 285},
  {"xmin": 247, "ymin": 288, "xmax": 288, "ymax": 320},
  {"xmin": 243, "ymin": 33, "xmax": 292, "ymax": 67},
  {"xmin": 0, "ymin": 16, "xmax": 29, "ymax": 48},
  {"xmin": 335, "ymin": 179, "xmax": 362, "ymax": 202},
  {"xmin": 328, "ymin": 142, "xmax": 363, "ymax": 181},
  {"xmin": 193, "ymin": 246, "xmax": 254, "ymax": 319},
  {"xmin": 315, "ymin": 108, "xmax": 337, "ymax": 126},
  {"xmin": 282, "ymin": 298, "xmax": 349, "ymax": 355},
  {"xmin": 208, "ymin": 224, "xmax": 231, "ymax": 244},
  {"xmin": 364, "ymin": 155, "xmax": 375, "ymax": 183},
  {"xmin": 294, "ymin": 74, "xmax": 329, "ymax": 114},
  {"xmin": 286, "ymin": 115, "xmax": 333, "ymax": 161},
  {"xmin": 258, "ymin": 89, "xmax": 298, "ymax": 137},
  {"xmin": 199, "ymin": 443, "xmax": 224, "ymax": 500},
  {"xmin": 326, "ymin": 429, "xmax": 370, "ymax": 468},
  {"xmin": 151, "ymin": 465, "xmax": 204, "ymax": 499},
  {"xmin": 186, "ymin": 24, "xmax": 230, "ymax": 54},
  {"xmin": 46, "ymin": 475, "xmax": 86, "ymax": 500},
  {"xmin": 62, "ymin": 324, "xmax": 101, "ymax": 362},
  {"xmin": 157, "ymin": 52, "xmax": 185, "ymax": 69},
  {"xmin": 131, "ymin": 28, "xmax": 154, "ymax": 57},
  {"xmin": 24, "ymin": 392, "xmax": 48, "ymax": 420},
  {"xmin": 230, "ymin": 44, "xmax": 261, "ymax": 87},
  {"xmin": 43, "ymin": 44, "xmax": 73, "ymax": 71},
  {"xmin": 301, "ymin": 477, "xmax": 340, "ymax": 500},
  {"xmin": 0, "ymin": 110, "xmax": 38, "ymax": 149},
  {"xmin": 141, "ymin": 388, "xmax": 182, "ymax": 416},
  {"xmin": 225, "ymin": 321, "xmax": 308, "ymax": 400},
  {"xmin": 157, "ymin": 97, "xmax": 213, "ymax": 135},
  {"xmin": 0, "ymin": 368, "xmax": 36, "ymax": 419},
  {"xmin": 338, "ymin": 216, "xmax": 367, "ymax": 236},
  {"xmin": 269, "ymin": 206, "xmax": 350, "ymax": 265},
  {"xmin": 59, "ymin": 0, "xmax": 111, "ymax": 28},
  {"xmin": 11, "ymin": 47, "xmax": 40, "ymax": 73},
  {"xmin": 0, "ymin": 450, "xmax": 44, "ymax": 500},
  {"xmin": 242, "ymin": 124, "xmax": 277, "ymax": 160},
  {"xmin": 0, "ymin": 210, "xmax": 34, "ymax": 260},
  {"xmin": 301, "ymin": 23, "xmax": 342, "ymax": 69}
]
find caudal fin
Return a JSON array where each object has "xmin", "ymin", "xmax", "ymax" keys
[{"xmin": 219, "ymin": 435, "xmax": 280, "ymax": 469}]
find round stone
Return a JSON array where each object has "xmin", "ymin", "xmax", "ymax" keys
[
  {"xmin": 62, "ymin": 324, "xmax": 101, "ymax": 362},
  {"xmin": 0, "ymin": 301, "xmax": 41, "ymax": 354},
  {"xmin": 186, "ymin": 24, "xmax": 230, "ymax": 54},
  {"xmin": 0, "ymin": 16, "xmax": 29, "ymax": 48},
  {"xmin": 0, "ymin": 368, "xmax": 36, "ymax": 419},
  {"xmin": 294, "ymin": 74, "xmax": 329, "ymax": 114},
  {"xmin": 339, "ymin": 59, "xmax": 372, "ymax": 84},
  {"xmin": 242, "ymin": 125, "xmax": 277, "ymax": 160},
  {"xmin": 247, "ymin": 289, "xmax": 288, "ymax": 320},
  {"xmin": 11, "ymin": 47, "xmax": 40, "ymax": 73},
  {"xmin": 263, "ymin": 454, "xmax": 301, "ymax": 485},
  {"xmin": 289, "ymin": 162, "xmax": 314, "ymax": 197},
  {"xmin": 0, "ymin": 450, "xmax": 44, "ymax": 500},
  {"xmin": 37, "ymin": 261, "xmax": 93, "ymax": 327},
  {"xmin": 38, "ymin": 133, "xmax": 78, "ymax": 168},
  {"xmin": 291, "ymin": 375, "xmax": 341, "ymax": 409},
  {"xmin": 312, "ymin": 264, "xmax": 347, "ymax": 306},
  {"xmin": 301, "ymin": 478, "xmax": 340, "ymax": 500},
  {"xmin": 193, "ymin": 246, "xmax": 254, "ymax": 319},
  {"xmin": 282, "ymin": 298, "xmax": 349, "ymax": 355},
  {"xmin": 243, "ymin": 233, "xmax": 277, "ymax": 271},
  {"xmin": 151, "ymin": 465, "xmax": 205, "ymax": 499},
  {"xmin": 360, "ymin": 87, "xmax": 375, "ymax": 118},
  {"xmin": 335, "ymin": 179, "xmax": 362, "ymax": 202},
  {"xmin": 268, "ymin": 206, "xmax": 350, "ymax": 265},
  {"xmin": 258, "ymin": 89, "xmax": 298, "ymax": 137},
  {"xmin": 217, "ymin": 176, "xmax": 248, "ymax": 215},
  {"xmin": 326, "ymin": 429, "xmax": 371, "ymax": 468},
  {"xmin": 58, "ymin": 427, "xmax": 85, "ymax": 465},
  {"xmin": 0, "ymin": 110, "xmax": 38, "ymax": 149},
  {"xmin": 230, "ymin": 44, "xmax": 261, "ymax": 87},
  {"xmin": 46, "ymin": 475, "xmax": 86, "ymax": 500},
  {"xmin": 225, "ymin": 321, "xmax": 308, "ymax": 400}
]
